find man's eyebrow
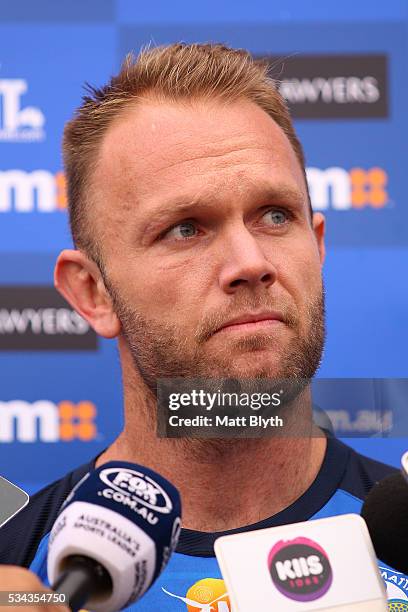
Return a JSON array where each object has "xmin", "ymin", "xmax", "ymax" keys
[
  {"xmin": 140, "ymin": 184, "xmax": 306, "ymax": 231},
  {"xmin": 148, "ymin": 197, "xmax": 216, "ymax": 219},
  {"xmin": 138, "ymin": 198, "xmax": 214, "ymax": 237},
  {"xmin": 256, "ymin": 184, "xmax": 306, "ymax": 206}
]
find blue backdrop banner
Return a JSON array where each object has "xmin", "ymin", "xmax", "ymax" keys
[{"xmin": 0, "ymin": 0, "xmax": 407, "ymax": 493}]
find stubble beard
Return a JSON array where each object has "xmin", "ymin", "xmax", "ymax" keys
[{"xmin": 105, "ymin": 280, "xmax": 326, "ymax": 406}]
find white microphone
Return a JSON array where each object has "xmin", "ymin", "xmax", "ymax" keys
[
  {"xmin": 48, "ymin": 461, "xmax": 182, "ymax": 612},
  {"xmin": 215, "ymin": 514, "xmax": 387, "ymax": 611},
  {"xmin": 402, "ymin": 451, "xmax": 408, "ymax": 483}
]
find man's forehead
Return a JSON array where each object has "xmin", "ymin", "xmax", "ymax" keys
[
  {"xmin": 97, "ymin": 99, "xmax": 300, "ymax": 171},
  {"xmin": 91, "ymin": 98, "xmax": 306, "ymax": 220}
]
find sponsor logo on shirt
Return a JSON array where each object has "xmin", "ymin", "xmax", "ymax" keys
[
  {"xmin": 163, "ymin": 578, "xmax": 230, "ymax": 611},
  {"xmin": 380, "ymin": 565, "xmax": 408, "ymax": 610}
]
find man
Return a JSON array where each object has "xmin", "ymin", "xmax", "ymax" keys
[{"xmin": 0, "ymin": 43, "xmax": 402, "ymax": 609}]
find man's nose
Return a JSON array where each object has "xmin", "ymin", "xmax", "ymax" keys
[{"xmin": 218, "ymin": 225, "xmax": 277, "ymax": 294}]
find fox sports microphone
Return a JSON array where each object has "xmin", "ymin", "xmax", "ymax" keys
[
  {"xmin": 47, "ymin": 462, "xmax": 182, "ymax": 612},
  {"xmin": 361, "ymin": 470, "xmax": 408, "ymax": 575}
]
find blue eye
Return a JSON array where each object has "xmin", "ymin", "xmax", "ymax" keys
[
  {"xmin": 165, "ymin": 222, "xmax": 197, "ymax": 240},
  {"xmin": 263, "ymin": 209, "xmax": 288, "ymax": 225}
]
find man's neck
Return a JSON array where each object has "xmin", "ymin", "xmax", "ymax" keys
[{"xmin": 96, "ymin": 377, "xmax": 327, "ymax": 532}]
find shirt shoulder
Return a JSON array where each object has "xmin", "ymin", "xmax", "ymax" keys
[
  {"xmin": 336, "ymin": 439, "xmax": 398, "ymax": 501},
  {"xmin": 0, "ymin": 459, "xmax": 93, "ymax": 568},
  {"xmin": 310, "ymin": 438, "xmax": 398, "ymax": 521}
]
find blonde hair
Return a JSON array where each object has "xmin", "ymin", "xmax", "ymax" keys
[{"xmin": 63, "ymin": 43, "xmax": 308, "ymax": 262}]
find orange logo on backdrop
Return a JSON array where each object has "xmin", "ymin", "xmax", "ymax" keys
[
  {"xmin": 350, "ymin": 167, "xmax": 388, "ymax": 208},
  {"xmin": 55, "ymin": 171, "xmax": 67, "ymax": 209},
  {"xmin": 56, "ymin": 167, "xmax": 388, "ymax": 212},
  {"xmin": 22, "ymin": 169, "xmax": 390, "ymax": 214},
  {"xmin": 58, "ymin": 401, "xmax": 97, "ymax": 441}
]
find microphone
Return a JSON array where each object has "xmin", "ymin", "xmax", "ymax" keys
[
  {"xmin": 215, "ymin": 514, "xmax": 388, "ymax": 611},
  {"xmin": 402, "ymin": 451, "xmax": 408, "ymax": 483},
  {"xmin": 0, "ymin": 476, "xmax": 29, "ymax": 529},
  {"xmin": 361, "ymin": 470, "xmax": 408, "ymax": 575},
  {"xmin": 47, "ymin": 461, "xmax": 182, "ymax": 612}
]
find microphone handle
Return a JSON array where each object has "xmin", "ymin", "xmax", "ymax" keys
[{"xmin": 52, "ymin": 554, "xmax": 112, "ymax": 612}]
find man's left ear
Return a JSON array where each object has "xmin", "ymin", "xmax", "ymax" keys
[
  {"xmin": 54, "ymin": 249, "xmax": 121, "ymax": 339},
  {"xmin": 312, "ymin": 212, "xmax": 326, "ymax": 266}
]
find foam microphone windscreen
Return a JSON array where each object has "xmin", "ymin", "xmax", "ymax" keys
[{"xmin": 361, "ymin": 472, "xmax": 408, "ymax": 574}]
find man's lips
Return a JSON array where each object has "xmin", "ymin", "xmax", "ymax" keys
[{"xmin": 214, "ymin": 312, "xmax": 285, "ymax": 334}]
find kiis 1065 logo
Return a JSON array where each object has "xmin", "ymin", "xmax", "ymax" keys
[{"xmin": 268, "ymin": 536, "xmax": 333, "ymax": 602}]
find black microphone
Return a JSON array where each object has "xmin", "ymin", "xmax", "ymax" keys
[
  {"xmin": 48, "ymin": 461, "xmax": 182, "ymax": 611},
  {"xmin": 361, "ymin": 471, "xmax": 408, "ymax": 575}
]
